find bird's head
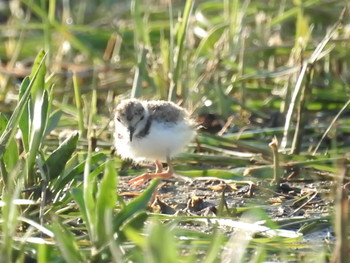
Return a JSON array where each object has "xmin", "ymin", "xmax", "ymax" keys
[{"xmin": 115, "ymin": 99, "xmax": 149, "ymax": 141}]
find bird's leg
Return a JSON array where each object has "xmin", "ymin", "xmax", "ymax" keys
[
  {"xmin": 155, "ymin": 160, "xmax": 163, "ymax": 173},
  {"xmin": 128, "ymin": 157, "xmax": 173, "ymax": 186}
]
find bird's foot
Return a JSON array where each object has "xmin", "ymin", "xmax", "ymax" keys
[{"xmin": 128, "ymin": 170, "xmax": 173, "ymax": 186}]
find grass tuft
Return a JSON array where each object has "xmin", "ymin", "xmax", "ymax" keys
[{"xmin": 0, "ymin": 1, "xmax": 349, "ymax": 262}]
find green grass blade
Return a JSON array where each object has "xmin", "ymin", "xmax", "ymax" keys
[
  {"xmin": 202, "ymin": 229, "xmax": 225, "ymax": 263},
  {"xmin": 176, "ymin": 153, "xmax": 251, "ymax": 166},
  {"xmin": 0, "ymin": 52, "xmax": 47, "ymax": 159},
  {"xmin": 130, "ymin": 47, "xmax": 148, "ymax": 99},
  {"xmin": 70, "ymin": 187, "xmax": 89, "ymax": 231},
  {"xmin": 24, "ymin": 50, "xmax": 48, "ymax": 184},
  {"xmin": 51, "ymin": 217, "xmax": 86, "ymax": 263},
  {"xmin": 120, "ymin": 212, "xmax": 149, "ymax": 243},
  {"xmin": 37, "ymin": 243, "xmax": 49, "ymax": 263},
  {"xmin": 131, "ymin": 0, "xmax": 150, "ymax": 46},
  {"xmin": 168, "ymin": 0, "xmax": 194, "ymax": 101},
  {"xmin": 144, "ymin": 220, "xmax": 179, "ymax": 263},
  {"xmin": 270, "ymin": 0, "xmax": 320, "ymax": 26},
  {"xmin": 177, "ymin": 168, "xmax": 244, "ymax": 179},
  {"xmin": 44, "ymin": 131, "xmax": 79, "ymax": 179},
  {"xmin": 194, "ymin": 23, "xmax": 227, "ymax": 59},
  {"xmin": 18, "ymin": 77, "xmax": 31, "ymax": 152},
  {"xmin": 44, "ymin": 109, "xmax": 62, "ymax": 136},
  {"xmin": 0, "ymin": 114, "xmax": 19, "ymax": 176},
  {"xmin": 52, "ymin": 152, "xmax": 106, "ymax": 194},
  {"xmin": 27, "ymin": 89, "xmax": 49, "ymax": 184},
  {"xmin": 96, "ymin": 158, "xmax": 118, "ymax": 211},
  {"xmin": 29, "ymin": 50, "xmax": 46, "ymax": 97},
  {"xmin": 95, "ymin": 158, "xmax": 118, "ymax": 245},
  {"xmin": 72, "ymin": 73, "xmax": 85, "ymax": 136},
  {"xmin": 0, "ymin": 160, "xmax": 24, "ymax": 262},
  {"xmin": 114, "ymin": 179, "xmax": 160, "ymax": 230},
  {"xmin": 83, "ymin": 149, "xmax": 97, "ymax": 243}
]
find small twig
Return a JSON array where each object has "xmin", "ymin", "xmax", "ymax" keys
[
  {"xmin": 289, "ymin": 191, "xmax": 318, "ymax": 217},
  {"xmin": 313, "ymin": 96, "xmax": 350, "ymax": 155},
  {"xmin": 269, "ymin": 136, "xmax": 281, "ymax": 185},
  {"xmin": 217, "ymin": 116, "xmax": 234, "ymax": 136}
]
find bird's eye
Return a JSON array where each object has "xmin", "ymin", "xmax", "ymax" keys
[
  {"xmin": 116, "ymin": 117, "xmax": 121, "ymax": 122},
  {"xmin": 140, "ymin": 116, "xmax": 144, "ymax": 120}
]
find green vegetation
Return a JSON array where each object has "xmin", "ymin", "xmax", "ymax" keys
[{"xmin": 0, "ymin": 0, "xmax": 349, "ymax": 262}]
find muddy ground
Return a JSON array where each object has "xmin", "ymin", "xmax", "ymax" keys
[{"xmin": 118, "ymin": 170, "xmax": 335, "ymax": 245}]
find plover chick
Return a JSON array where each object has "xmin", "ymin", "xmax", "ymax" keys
[{"xmin": 114, "ymin": 99, "xmax": 196, "ymax": 186}]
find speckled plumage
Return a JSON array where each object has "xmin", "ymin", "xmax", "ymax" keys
[{"xmin": 114, "ymin": 99, "xmax": 195, "ymax": 163}]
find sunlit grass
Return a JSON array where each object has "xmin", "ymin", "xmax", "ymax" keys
[{"xmin": 0, "ymin": 0, "xmax": 349, "ymax": 262}]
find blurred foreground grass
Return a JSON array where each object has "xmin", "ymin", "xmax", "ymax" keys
[{"xmin": 0, "ymin": 0, "xmax": 349, "ymax": 262}]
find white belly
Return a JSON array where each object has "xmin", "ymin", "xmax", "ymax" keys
[{"xmin": 115, "ymin": 120, "xmax": 195, "ymax": 162}]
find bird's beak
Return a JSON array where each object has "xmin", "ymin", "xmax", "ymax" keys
[{"xmin": 128, "ymin": 127, "xmax": 135, "ymax": 142}]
